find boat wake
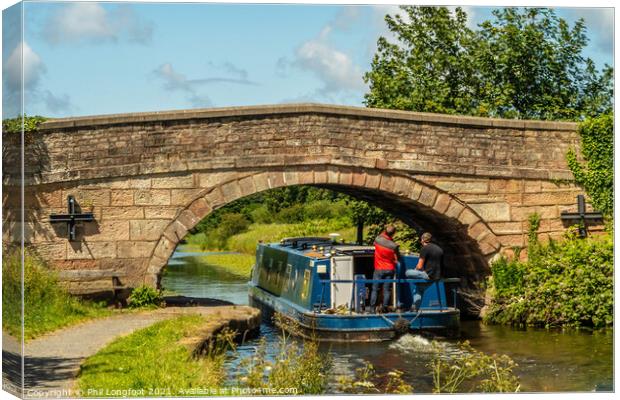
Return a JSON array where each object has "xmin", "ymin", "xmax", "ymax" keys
[{"xmin": 389, "ymin": 334, "xmax": 438, "ymax": 353}]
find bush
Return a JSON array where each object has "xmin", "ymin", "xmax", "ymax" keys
[
  {"xmin": 274, "ymin": 204, "xmax": 306, "ymax": 223},
  {"xmin": 128, "ymin": 285, "xmax": 163, "ymax": 309},
  {"xmin": 217, "ymin": 213, "xmax": 251, "ymax": 238},
  {"xmin": 430, "ymin": 341, "xmax": 520, "ymax": 393},
  {"xmin": 2, "ymin": 247, "xmax": 109, "ymax": 339},
  {"xmin": 249, "ymin": 205, "xmax": 272, "ymax": 224},
  {"xmin": 485, "ymin": 232, "xmax": 613, "ymax": 328}
]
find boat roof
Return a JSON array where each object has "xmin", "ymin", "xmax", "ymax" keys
[{"xmin": 259, "ymin": 237, "xmax": 374, "ymax": 258}]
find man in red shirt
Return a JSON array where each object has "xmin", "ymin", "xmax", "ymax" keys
[{"xmin": 369, "ymin": 225, "xmax": 400, "ymax": 313}]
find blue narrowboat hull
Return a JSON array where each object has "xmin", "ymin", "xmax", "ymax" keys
[{"xmin": 249, "ymin": 283, "xmax": 460, "ymax": 342}]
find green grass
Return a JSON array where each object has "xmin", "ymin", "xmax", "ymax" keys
[
  {"xmin": 190, "ymin": 220, "xmax": 359, "ymax": 255},
  {"xmin": 201, "ymin": 253, "xmax": 256, "ymax": 278},
  {"xmin": 2, "ymin": 248, "xmax": 111, "ymax": 340},
  {"xmin": 78, "ymin": 315, "xmax": 225, "ymax": 397}
]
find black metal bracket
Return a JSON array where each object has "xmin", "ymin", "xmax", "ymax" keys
[
  {"xmin": 49, "ymin": 195, "xmax": 95, "ymax": 241},
  {"xmin": 560, "ymin": 194, "xmax": 603, "ymax": 238}
]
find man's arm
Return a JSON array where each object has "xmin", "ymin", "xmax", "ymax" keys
[{"xmin": 416, "ymin": 257, "xmax": 425, "ymax": 270}]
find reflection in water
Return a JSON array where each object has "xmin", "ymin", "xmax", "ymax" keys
[{"xmin": 161, "ymin": 246, "xmax": 613, "ymax": 393}]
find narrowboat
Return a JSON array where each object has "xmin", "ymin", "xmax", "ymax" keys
[{"xmin": 248, "ymin": 236, "xmax": 460, "ymax": 342}]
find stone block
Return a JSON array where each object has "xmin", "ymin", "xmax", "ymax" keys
[
  {"xmin": 162, "ymin": 220, "xmax": 188, "ymax": 242},
  {"xmin": 351, "ymin": 171, "xmax": 367, "ymax": 187},
  {"xmin": 497, "ymin": 234, "xmax": 526, "ymax": 248},
  {"xmin": 418, "ymin": 186, "xmax": 437, "ymax": 207},
  {"xmin": 238, "ymin": 176, "xmax": 257, "ymax": 197},
  {"xmin": 220, "ymin": 181, "xmax": 243, "ymax": 203},
  {"xmin": 110, "ymin": 177, "xmax": 151, "ymax": 189},
  {"xmin": 435, "ymin": 180, "xmax": 489, "ymax": 194},
  {"xmin": 467, "ymin": 221, "xmax": 489, "ymax": 242},
  {"xmin": 489, "ymin": 179, "xmax": 522, "ymax": 193},
  {"xmin": 470, "ymin": 202, "xmax": 511, "ymax": 222},
  {"xmin": 151, "ymin": 174, "xmax": 195, "ymax": 189},
  {"xmin": 152, "ymin": 236, "xmax": 176, "ymax": 261},
  {"xmin": 326, "ymin": 167, "xmax": 339, "ymax": 184},
  {"xmin": 110, "ymin": 190, "xmax": 134, "ymax": 206},
  {"xmin": 170, "ymin": 188, "xmax": 203, "ymax": 206},
  {"xmin": 284, "ymin": 171, "xmax": 300, "ymax": 186},
  {"xmin": 488, "ymin": 221, "xmax": 523, "ymax": 235},
  {"xmin": 444, "ymin": 201, "xmax": 465, "ymax": 220},
  {"xmin": 101, "ymin": 207, "xmax": 144, "ymax": 220},
  {"xmin": 267, "ymin": 172, "xmax": 285, "ymax": 189},
  {"xmin": 510, "ymin": 206, "xmax": 558, "ymax": 221},
  {"xmin": 338, "ymin": 169, "xmax": 353, "ymax": 186},
  {"xmin": 84, "ymin": 220, "xmax": 130, "ymax": 241},
  {"xmin": 177, "ymin": 209, "xmax": 200, "ymax": 231},
  {"xmin": 524, "ymin": 181, "xmax": 542, "ymax": 193},
  {"xmin": 391, "ymin": 177, "xmax": 411, "ymax": 197},
  {"xmin": 432, "ymin": 193, "xmax": 451, "ymax": 214},
  {"xmin": 144, "ymin": 206, "xmax": 180, "ymax": 219},
  {"xmin": 298, "ymin": 170, "xmax": 315, "ymax": 185},
  {"xmin": 35, "ymin": 242, "xmax": 67, "ymax": 260},
  {"xmin": 205, "ymin": 187, "xmax": 225, "ymax": 209},
  {"xmin": 63, "ymin": 189, "xmax": 111, "ymax": 207},
  {"xmin": 188, "ymin": 198, "xmax": 212, "ymax": 220},
  {"xmin": 379, "ymin": 175, "xmax": 395, "ymax": 193},
  {"xmin": 522, "ymin": 191, "xmax": 579, "ymax": 206},
  {"xmin": 67, "ymin": 241, "xmax": 116, "ymax": 259},
  {"xmin": 458, "ymin": 208, "xmax": 480, "ymax": 227},
  {"xmin": 134, "ymin": 189, "xmax": 171, "ymax": 206},
  {"xmin": 406, "ymin": 182, "xmax": 423, "ymax": 201},
  {"xmin": 197, "ymin": 171, "xmax": 239, "ymax": 189},
  {"xmin": 314, "ymin": 169, "xmax": 327, "ymax": 184},
  {"xmin": 364, "ymin": 171, "xmax": 381, "ymax": 189},
  {"xmin": 252, "ymin": 173, "xmax": 270, "ymax": 193},
  {"xmin": 117, "ymin": 241, "xmax": 156, "ymax": 258},
  {"xmin": 130, "ymin": 219, "xmax": 169, "ymax": 241}
]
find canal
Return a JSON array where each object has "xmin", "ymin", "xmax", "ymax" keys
[{"xmin": 162, "ymin": 246, "xmax": 613, "ymax": 393}]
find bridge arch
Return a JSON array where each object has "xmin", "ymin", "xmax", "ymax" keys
[{"xmin": 145, "ymin": 165, "xmax": 501, "ymax": 291}]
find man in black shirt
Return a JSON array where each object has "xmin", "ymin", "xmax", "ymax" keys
[
  {"xmin": 406, "ymin": 232, "xmax": 444, "ymax": 280},
  {"xmin": 405, "ymin": 232, "xmax": 443, "ymax": 310}
]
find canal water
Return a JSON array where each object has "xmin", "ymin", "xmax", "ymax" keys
[{"xmin": 162, "ymin": 246, "xmax": 613, "ymax": 393}]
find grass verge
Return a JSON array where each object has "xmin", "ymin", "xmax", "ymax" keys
[
  {"xmin": 2, "ymin": 247, "xmax": 111, "ymax": 340},
  {"xmin": 200, "ymin": 253, "xmax": 256, "ymax": 278},
  {"xmin": 77, "ymin": 315, "xmax": 225, "ymax": 397}
]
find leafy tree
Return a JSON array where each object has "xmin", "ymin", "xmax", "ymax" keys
[
  {"xmin": 567, "ymin": 113, "xmax": 614, "ymax": 216},
  {"xmin": 365, "ymin": 6, "xmax": 613, "ymax": 121}
]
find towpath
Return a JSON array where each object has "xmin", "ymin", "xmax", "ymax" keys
[{"xmin": 2, "ymin": 299, "xmax": 259, "ymax": 398}]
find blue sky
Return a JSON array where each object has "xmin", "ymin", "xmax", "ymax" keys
[{"xmin": 1, "ymin": 1, "xmax": 615, "ymax": 118}]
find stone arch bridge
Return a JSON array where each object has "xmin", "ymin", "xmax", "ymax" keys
[{"xmin": 2, "ymin": 104, "xmax": 597, "ymax": 307}]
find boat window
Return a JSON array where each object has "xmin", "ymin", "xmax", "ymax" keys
[
  {"xmin": 301, "ymin": 270, "xmax": 311, "ymax": 301},
  {"xmin": 353, "ymin": 255, "xmax": 374, "ymax": 279}
]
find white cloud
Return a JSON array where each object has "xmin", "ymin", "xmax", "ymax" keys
[
  {"xmin": 286, "ymin": 13, "xmax": 366, "ymax": 97},
  {"xmin": 152, "ymin": 62, "xmax": 258, "ymax": 108},
  {"xmin": 2, "ymin": 41, "xmax": 74, "ymax": 116},
  {"xmin": 42, "ymin": 3, "xmax": 153, "ymax": 45},
  {"xmin": 4, "ymin": 41, "xmax": 46, "ymax": 93}
]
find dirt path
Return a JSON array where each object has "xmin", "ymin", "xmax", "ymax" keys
[{"xmin": 2, "ymin": 305, "xmax": 259, "ymax": 398}]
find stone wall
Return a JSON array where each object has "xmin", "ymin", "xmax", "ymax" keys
[{"xmin": 1, "ymin": 104, "xmax": 598, "ymax": 296}]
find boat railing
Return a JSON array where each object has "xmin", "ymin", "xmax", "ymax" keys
[{"xmin": 316, "ymin": 277, "xmax": 460, "ymax": 315}]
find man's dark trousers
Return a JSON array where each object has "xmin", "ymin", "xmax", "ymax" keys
[{"xmin": 370, "ymin": 269, "xmax": 394, "ymax": 311}]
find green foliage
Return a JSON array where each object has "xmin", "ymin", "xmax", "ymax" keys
[
  {"xmin": 2, "ymin": 115, "xmax": 47, "ymax": 133},
  {"xmin": 365, "ymin": 6, "xmax": 612, "ymax": 121},
  {"xmin": 78, "ymin": 315, "xmax": 225, "ymax": 396},
  {"xmin": 431, "ymin": 341, "xmax": 520, "ymax": 393},
  {"xmin": 237, "ymin": 334, "xmax": 332, "ymax": 394},
  {"xmin": 567, "ymin": 113, "xmax": 614, "ymax": 217},
  {"xmin": 337, "ymin": 362, "xmax": 413, "ymax": 394},
  {"xmin": 485, "ymin": 232, "xmax": 613, "ymax": 328},
  {"xmin": 489, "ymin": 256, "xmax": 525, "ymax": 298},
  {"xmin": 127, "ymin": 285, "xmax": 163, "ymax": 309},
  {"xmin": 2, "ymin": 247, "xmax": 109, "ymax": 339}
]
